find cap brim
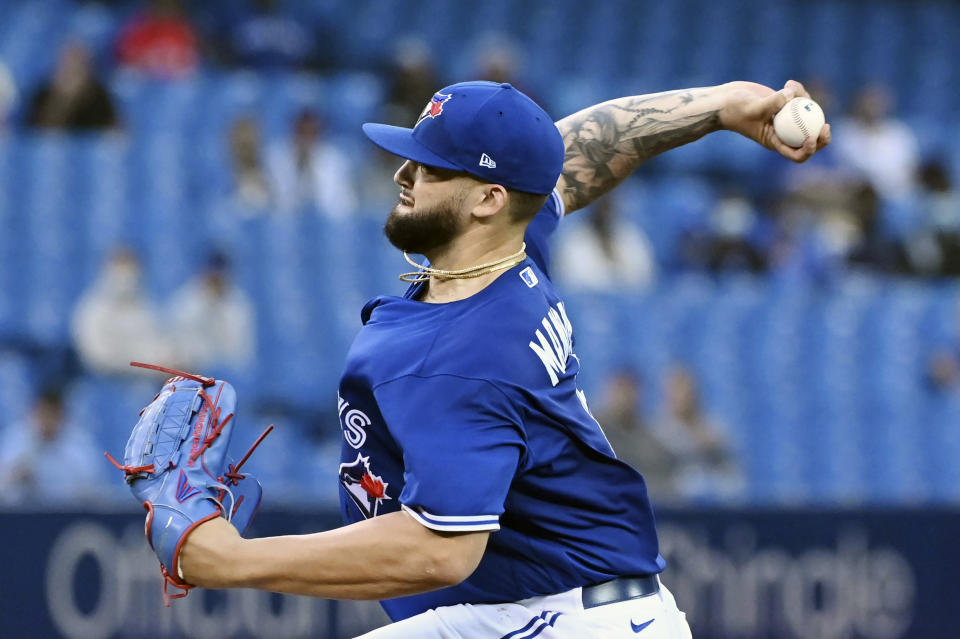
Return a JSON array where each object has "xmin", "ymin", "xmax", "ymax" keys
[{"xmin": 362, "ymin": 123, "xmax": 462, "ymax": 171}]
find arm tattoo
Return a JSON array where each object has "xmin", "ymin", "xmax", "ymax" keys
[{"xmin": 557, "ymin": 90, "xmax": 721, "ymax": 212}]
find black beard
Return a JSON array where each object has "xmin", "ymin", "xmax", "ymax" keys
[{"xmin": 384, "ymin": 199, "xmax": 463, "ymax": 255}]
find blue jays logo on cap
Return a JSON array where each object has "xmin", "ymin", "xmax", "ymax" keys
[{"xmin": 416, "ymin": 92, "xmax": 452, "ymax": 126}]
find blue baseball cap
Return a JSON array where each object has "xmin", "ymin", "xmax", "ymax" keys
[{"xmin": 362, "ymin": 81, "xmax": 564, "ymax": 195}]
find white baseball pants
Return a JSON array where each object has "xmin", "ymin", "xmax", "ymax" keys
[{"xmin": 355, "ymin": 578, "xmax": 692, "ymax": 638}]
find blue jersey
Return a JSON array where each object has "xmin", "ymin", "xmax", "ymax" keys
[{"xmin": 336, "ymin": 191, "xmax": 665, "ymax": 622}]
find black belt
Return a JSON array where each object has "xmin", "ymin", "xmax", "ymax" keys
[{"xmin": 581, "ymin": 575, "xmax": 660, "ymax": 609}]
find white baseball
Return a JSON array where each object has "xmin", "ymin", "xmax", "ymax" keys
[{"xmin": 773, "ymin": 97, "xmax": 825, "ymax": 148}]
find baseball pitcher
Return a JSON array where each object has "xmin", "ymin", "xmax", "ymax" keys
[{"xmin": 121, "ymin": 79, "xmax": 829, "ymax": 638}]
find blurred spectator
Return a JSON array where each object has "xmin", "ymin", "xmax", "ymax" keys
[
  {"xmin": 594, "ymin": 369, "xmax": 677, "ymax": 499},
  {"xmin": 267, "ymin": 109, "xmax": 357, "ymax": 217},
  {"xmin": 897, "ymin": 160, "xmax": 960, "ymax": 276},
  {"xmin": 0, "ymin": 58, "xmax": 16, "ymax": 130},
  {"xmin": 71, "ymin": 248, "xmax": 173, "ymax": 376},
  {"xmin": 116, "ymin": 0, "xmax": 199, "ymax": 79},
  {"xmin": 769, "ymin": 80, "xmax": 882, "ymax": 280},
  {"xmin": 379, "ymin": 38, "xmax": 440, "ymax": 126},
  {"xmin": 841, "ymin": 181, "xmax": 889, "ymax": 269},
  {"xmin": 358, "ymin": 146, "xmax": 408, "ymax": 215},
  {"xmin": 25, "ymin": 42, "xmax": 119, "ymax": 131},
  {"xmin": 832, "ymin": 84, "xmax": 920, "ymax": 203},
  {"xmin": 927, "ymin": 349, "xmax": 960, "ymax": 392},
  {"xmin": 772, "ymin": 179, "xmax": 891, "ymax": 280},
  {"xmin": 554, "ymin": 194, "xmax": 656, "ymax": 291},
  {"xmin": 926, "ymin": 301, "xmax": 960, "ymax": 392},
  {"xmin": 228, "ymin": 116, "xmax": 272, "ymax": 211},
  {"xmin": 651, "ymin": 366, "xmax": 744, "ymax": 501},
  {"xmin": 776, "ymin": 81, "xmax": 857, "ymax": 204},
  {"xmin": 222, "ymin": 0, "xmax": 321, "ymax": 70},
  {"xmin": 680, "ymin": 190, "xmax": 768, "ymax": 274},
  {"xmin": 0, "ymin": 388, "xmax": 105, "ymax": 505},
  {"xmin": 167, "ymin": 252, "xmax": 256, "ymax": 373},
  {"xmin": 469, "ymin": 33, "xmax": 545, "ymax": 109},
  {"xmin": 472, "ymin": 34, "xmax": 522, "ymax": 85}
]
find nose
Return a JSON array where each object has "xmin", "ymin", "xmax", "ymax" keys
[{"xmin": 394, "ymin": 160, "xmax": 415, "ymax": 188}]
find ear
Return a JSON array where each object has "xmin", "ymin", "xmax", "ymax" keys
[{"xmin": 470, "ymin": 183, "xmax": 509, "ymax": 220}]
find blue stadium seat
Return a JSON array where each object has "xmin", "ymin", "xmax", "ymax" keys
[
  {"xmin": 641, "ymin": 177, "xmax": 716, "ymax": 267},
  {"xmin": 924, "ymin": 394, "xmax": 960, "ymax": 500},
  {"xmin": 69, "ymin": 375, "xmax": 157, "ymax": 446},
  {"xmin": 0, "ymin": 351, "xmax": 34, "ymax": 424}
]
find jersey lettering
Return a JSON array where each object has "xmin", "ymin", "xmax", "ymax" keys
[
  {"xmin": 528, "ymin": 302, "xmax": 574, "ymax": 386},
  {"xmin": 338, "ymin": 394, "xmax": 370, "ymax": 448}
]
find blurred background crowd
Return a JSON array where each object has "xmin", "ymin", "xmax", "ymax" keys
[{"xmin": 1, "ymin": 0, "xmax": 959, "ymax": 510}]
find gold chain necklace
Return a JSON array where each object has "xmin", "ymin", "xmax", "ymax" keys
[{"xmin": 399, "ymin": 243, "xmax": 527, "ymax": 283}]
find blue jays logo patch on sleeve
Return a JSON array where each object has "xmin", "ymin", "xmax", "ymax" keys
[{"xmin": 339, "ymin": 453, "xmax": 392, "ymax": 518}]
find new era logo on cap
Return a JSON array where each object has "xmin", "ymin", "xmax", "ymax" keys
[{"xmin": 479, "ymin": 153, "xmax": 497, "ymax": 169}]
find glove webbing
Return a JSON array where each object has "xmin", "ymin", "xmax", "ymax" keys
[{"xmin": 104, "ymin": 365, "xmax": 229, "ymax": 477}]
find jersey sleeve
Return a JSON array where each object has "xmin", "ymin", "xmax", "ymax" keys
[
  {"xmin": 373, "ymin": 374, "xmax": 526, "ymax": 532},
  {"xmin": 523, "ymin": 189, "xmax": 565, "ymax": 277}
]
